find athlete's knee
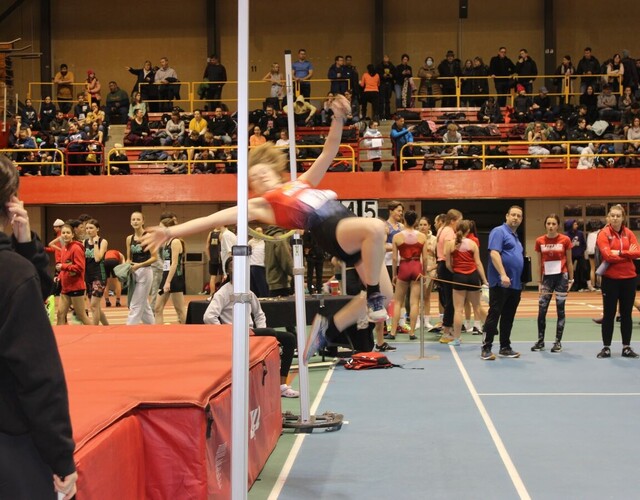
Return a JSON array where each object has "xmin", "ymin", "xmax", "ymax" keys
[{"xmin": 366, "ymin": 218, "xmax": 386, "ymax": 241}]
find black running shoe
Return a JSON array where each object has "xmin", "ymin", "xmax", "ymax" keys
[
  {"xmin": 375, "ymin": 342, "xmax": 397, "ymax": 352},
  {"xmin": 550, "ymin": 341, "xmax": 563, "ymax": 353},
  {"xmin": 597, "ymin": 347, "xmax": 611, "ymax": 358},
  {"xmin": 622, "ymin": 346, "xmax": 639, "ymax": 358},
  {"xmin": 481, "ymin": 348, "xmax": 495, "ymax": 360},
  {"xmin": 531, "ymin": 340, "xmax": 545, "ymax": 352},
  {"xmin": 498, "ymin": 347, "xmax": 521, "ymax": 358}
]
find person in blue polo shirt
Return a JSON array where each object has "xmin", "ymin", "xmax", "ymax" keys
[
  {"xmin": 292, "ymin": 49, "xmax": 314, "ymax": 99},
  {"xmin": 481, "ymin": 206, "xmax": 525, "ymax": 360}
]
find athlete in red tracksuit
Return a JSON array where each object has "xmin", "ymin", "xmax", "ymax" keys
[{"xmin": 595, "ymin": 204, "xmax": 640, "ymax": 358}]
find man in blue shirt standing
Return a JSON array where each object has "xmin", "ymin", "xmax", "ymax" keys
[
  {"xmin": 292, "ymin": 49, "xmax": 314, "ymax": 99},
  {"xmin": 482, "ymin": 206, "xmax": 525, "ymax": 360}
]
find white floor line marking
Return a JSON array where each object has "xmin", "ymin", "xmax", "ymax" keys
[
  {"xmin": 451, "ymin": 348, "xmax": 531, "ymax": 500},
  {"xmin": 268, "ymin": 365, "xmax": 336, "ymax": 500},
  {"xmin": 479, "ymin": 392, "xmax": 640, "ymax": 397}
]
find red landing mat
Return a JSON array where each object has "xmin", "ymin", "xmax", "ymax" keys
[{"xmin": 55, "ymin": 325, "xmax": 282, "ymax": 499}]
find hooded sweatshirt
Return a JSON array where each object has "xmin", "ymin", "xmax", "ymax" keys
[
  {"xmin": 564, "ymin": 219, "xmax": 586, "ymax": 259},
  {"xmin": 264, "ymin": 226, "xmax": 293, "ymax": 291},
  {"xmin": 0, "ymin": 231, "xmax": 76, "ymax": 478},
  {"xmin": 59, "ymin": 239, "xmax": 86, "ymax": 293}
]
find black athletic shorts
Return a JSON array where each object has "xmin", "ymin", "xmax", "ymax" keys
[
  {"xmin": 64, "ymin": 289, "xmax": 85, "ymax": 297},
  {"xmin": 159, "ymin": 271, "xmax": 186, "ymax": 294},
  {"xmin": 209, "ymin": 261, "xmax": 222, "ymax": 276},
  {"xmin": 104, "ymin": 258, "xmax": 119, "ymax": 278},
  {"xmin": 452, "ymin": 270, "xmax": 482, "ymax": 291},
  {"xmin": 306, "ymin": 200, "xmax": 361, "ymax": 267}
]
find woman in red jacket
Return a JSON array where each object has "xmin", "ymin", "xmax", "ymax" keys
[
  {"xmin": 596, "ymin": 204, "xmax": 640, "ymax": 358},
  {"xmin": 56, "ymin": 223, "xmax": 91, "ymax": 325}
]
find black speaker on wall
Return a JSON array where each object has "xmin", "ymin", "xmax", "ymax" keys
[{"xmin": 459, "ymin": 0, "xmax": 468, "ymax": 18}]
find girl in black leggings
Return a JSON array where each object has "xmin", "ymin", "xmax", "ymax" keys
[{"xmin": 595, "ymin": 204, "xmax": 640, "ymax": 358}]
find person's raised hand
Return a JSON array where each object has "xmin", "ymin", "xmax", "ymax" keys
[
  {"xmin": 6, "ymin": 196, "xmax": 31, "ymax": 243},
  {"xmin": 140, "ymin": 225, "xmax": 169, "ymax": 253},
  {"xmin": 331, "ymin": 95, "xmax": 351, "ymax": 120}
]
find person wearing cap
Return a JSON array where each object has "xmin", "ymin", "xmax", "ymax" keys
[
  {"xmin": 53, "ymin": 63, "xmax": 75, "ymax": 113},
  {"xmin": 438, "ymin": 50, "xmax": 462, "ymax": 107},
  {"xmin": 85, "ymin": 70, "xmax": 101, "ymax": 107},
  {"xmin": 515, "ymin": 48, "xmax": 538, "ymax": 95},
  {"xmin": 531, "ymin": 87, "xmax": 553, "ymax": 121},
  {"xmin": 46, "ymin": 219, "xmax": 66, "ymax": 267},
  {"xmin": 511, "ymin": 84, "xmax": 533, "ymax": 122},
  {"xmin": 283, "ymin": 94, "xmax": 317, "ymax": 127}
]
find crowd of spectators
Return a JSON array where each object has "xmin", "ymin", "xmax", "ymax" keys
[{"xmin": 5, "ymin": 46, "xmax": 640, "ymax": 175}]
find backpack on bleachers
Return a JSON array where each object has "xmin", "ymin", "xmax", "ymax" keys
[
  {"xmin": 414, "ymin": 120, "xmax": 434, "ymax": 138},
  {"xmin": 249, "ymin": 109, "xmax": 265, "ymax": 125},
  {"xmin": 396, "ymin": 109, "xmax": 421, "ymax": 121},
  {"xmin": 442, "ymin": 112, "xmax": 466, "ymax": 121}
]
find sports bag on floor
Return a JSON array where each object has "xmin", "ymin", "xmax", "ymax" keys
[{"xmin": 344, "ymin": 352, "xmax": 398, "ymax": 370}]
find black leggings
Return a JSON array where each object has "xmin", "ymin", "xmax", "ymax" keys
[
  {"xmin": 306, "ymin": 259, "xmax": 324, "ymax": 294},
  {"xmin": 437, "ymin": 261, "xmax": 454, "ymax": 327},
  {"xmin": 601, "ymin": 276, "xmax": 636, "ymax": 346},
  {"xmin": 253, "ymin": 328, "xmax": 296, "ymax": 378},
  {"xmin": 537, "ymin": 273, "xmax": 569, "ymax": 341}
]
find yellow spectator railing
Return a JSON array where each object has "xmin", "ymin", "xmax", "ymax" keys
[
  {"xmin": 106, "ymin": 143, "xmax": 356, "ymax": 175},
  {"xmin": 28, "ymin": 73, "xmax": 622, "ymax": 115},
  {"xmin": 1, "ymin": 148, "xmax": 65, "ymax": 175},
  {"xmin": 27, "ymin": 82, "xmax": 91, "ymax": 108},
  {"xmin": 411, "ymin": 73, "xmax": 623, "ymax": 109},
  {"xmin": 399, "ymin": 139, "xmax": 634, "ymax": 171}
]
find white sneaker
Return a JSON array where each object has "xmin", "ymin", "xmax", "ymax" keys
[{"xmin": 280, "ymin": 384, "xmax": 300, "ymax": 398}]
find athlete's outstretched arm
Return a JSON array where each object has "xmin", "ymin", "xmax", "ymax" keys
[
  {"xmin": 141, "ymin": 198, "xmax": 270, "ymax": 253},
  {"xmin": 299, "ymin": 94, "xmax": 351, "ymax": 187}
]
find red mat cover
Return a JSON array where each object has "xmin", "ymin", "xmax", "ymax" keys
[{"xmin": 55, "ymin": 325, "xmax": 282, "ymax": 499}]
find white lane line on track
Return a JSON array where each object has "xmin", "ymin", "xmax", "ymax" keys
[
  {"xmin": 268, "ymin": 365, "xmax": 336, "ymax": 500},
  {"xmin": 479, "ymin": 392, "xmax": 640, "ymax": 396},
  {"xmin": 451, "ymin": 347, "xmax": 531, "ymax": 500}
]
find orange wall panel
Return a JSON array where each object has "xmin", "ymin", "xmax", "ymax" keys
[{"xmin": 17, "ymin": 170, "xmax": 640, "ymax": 206}]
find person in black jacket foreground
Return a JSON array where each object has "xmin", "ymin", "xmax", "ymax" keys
[{"xmin": 0, "ymin": 156, "xmax": 77, "ymax": 499}]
